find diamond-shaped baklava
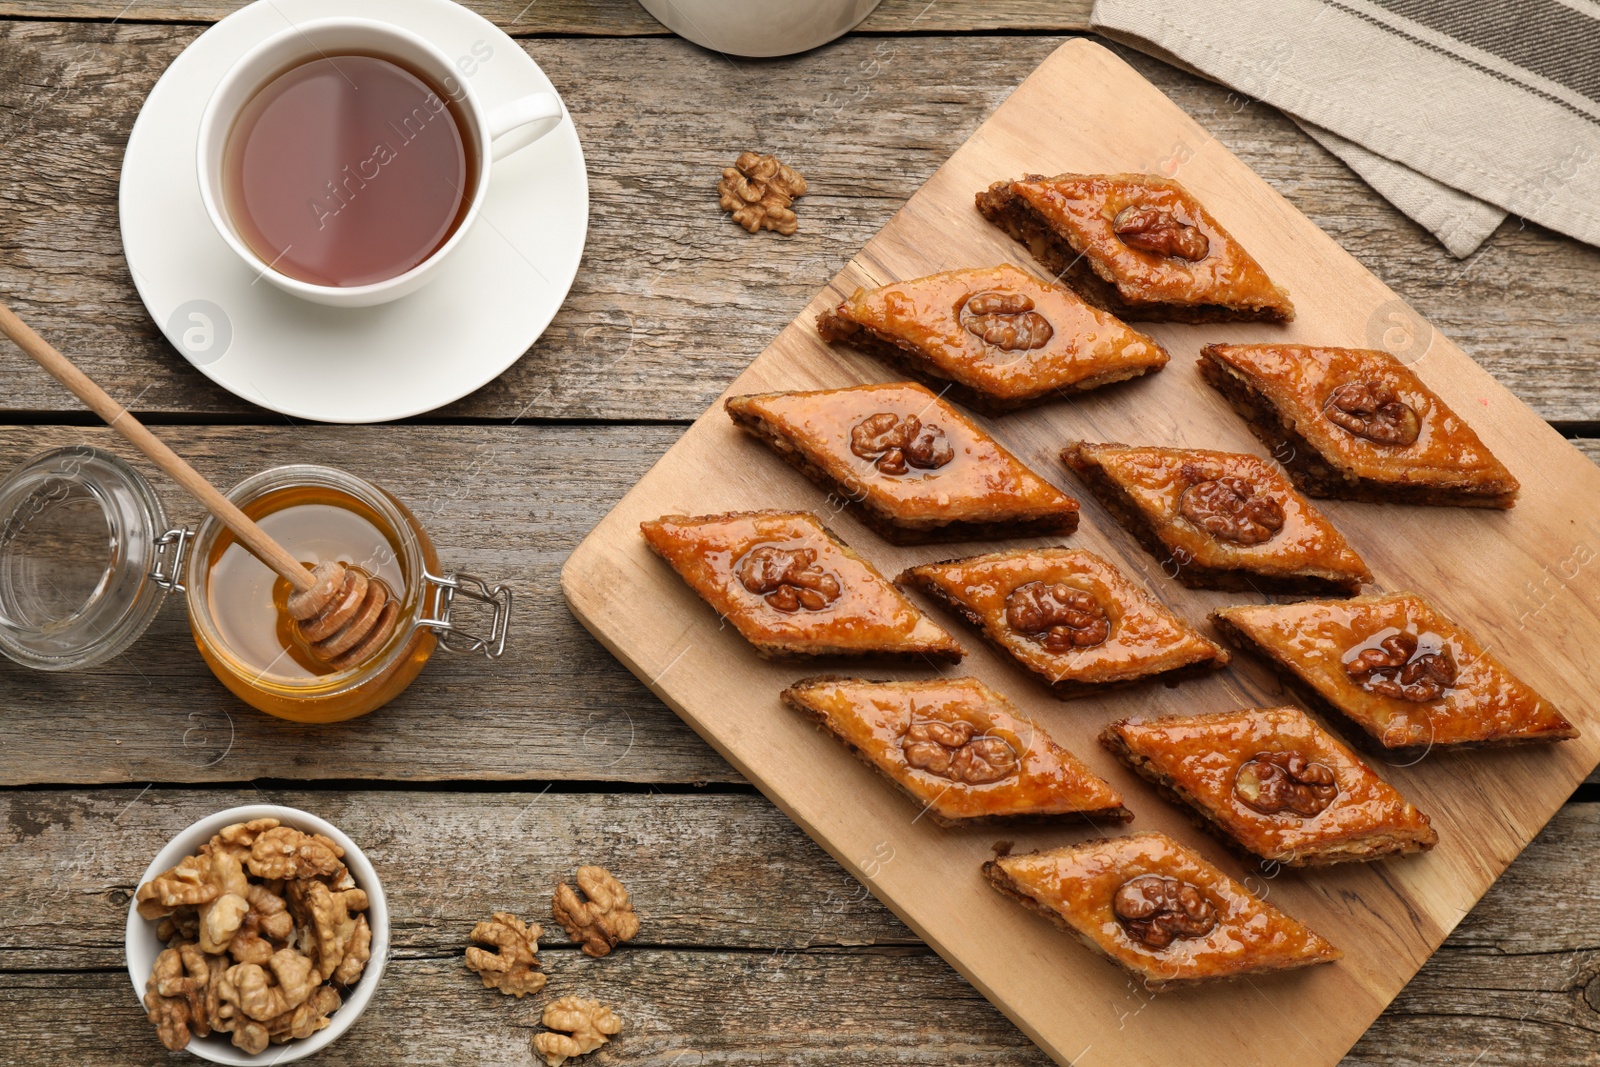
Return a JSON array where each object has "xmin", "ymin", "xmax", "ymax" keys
[
  {"xmin": 1062, "ymin": 442, "xmax": 1371, "ymax": 594},
  {"xmin": 1102, "ymin": 707, "xmax": 1437, "ymax": 866},
  {"xmin": 983, "ymin": 832, "xmax": 1340, "ymax": 989},
  {"xmin": 976, "ymin": 173, "xmax": 1294, "ymax": 323},
  {"xmin": 1213, "ymin": 593, "xmax": 1577, "ymax": 753},
  {"xmin": 640, "ymin": 511, "xmax": 963, "ymax": 661},
  {"xmin": 1199, "ymin": 343, "xmax": 1519, "ymax": 508},
  {"xmin": 781, "ymin": 676, "xmax": 1130, "ymax": 825},
  {"xmin": 725, "ymin": 381, "xmax": 1079, "ymax": 543},
  {"xmin": 899, "ymin": 548, "xmax": 1228, "ymax": 698},
  {"xmin": 814, "ymin": 264, "xmax": 1169, "ymax": 414}
]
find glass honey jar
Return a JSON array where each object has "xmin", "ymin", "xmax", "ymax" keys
[{"xmin": 0, "ymin": 446, "xmax": 509, "ymax": 722}]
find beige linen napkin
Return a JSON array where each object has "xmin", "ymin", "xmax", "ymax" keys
[{"xmin": 1091, "ymin": 0, "xmax": 1600, "ymax": 257}]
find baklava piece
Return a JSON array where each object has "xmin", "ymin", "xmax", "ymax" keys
[
  {"xmin": 1102, "ymin": 707, "xmax": 1437, "ymax": 866},
  {"xmin": 640, "ymin": 511, "xmax": 963, "ymax": 661},
  {"xmin": 1213, "ymin": 593, "xmax": 1577, "ymax": 755},
  {"xmin": 1199, "ymin": 343, "xmax": 1519, "ymax": 508},
  {"xmin": 1062, "ymin": 442, "xmax": 1371, "ymax": 595},
  {"xmin": 899, "ymin": 548, "xmax": 1228, "ymax": 699},
  {"xmin": 983, "ymin": 832, "xmax": 1340, "ymax": 990},
  {"xmin": 814, "ymin": 264, "xmax": 1168, "ymax": 415},
  {"xmin": 781, "ymin": 676, "xmax": 1130, "ymax": 826},
  {"xmin": 976, "ymin": 173, "xmax": 1294, "ymax": 323},
  {"xmin": 725, "ymin": 381, "xmax": 1079, "ymax": 544}
]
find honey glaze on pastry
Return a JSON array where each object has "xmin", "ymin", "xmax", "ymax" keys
[
  {"xmin": 900, "ymin": 547, "xmax": 1228, "ymax": 698},
  {"xmin": 1198, "ymin": 343, "xmax": 1518, "ymax": 507},
  {"xmin": 781, "ymin": 676, "xmax": 1129, "ymax": 825},
  {"xmin": 815, "ymin": 264, "xmax": 1168, "ymax": 414},
  {"xmin": 1103, "ymin": 706, "xmax": 1437, "ymax": 866},
  {"xmin": 1212, "ymin": 593, "xmax": 1577, "ymax": 753},
  {"xmin": 976, "ymin": 173, "xmax": 1293, "ymax": 323},
  {"xmin": 1062, "ymin": 442, "xmax": 1371, "ymax": 595},
  {"xmin": 640, "ymin": 510, "xmax": 963, "ymax": 661},
  {"xmin": 725, "ymin": 381, "xmax": 1079, "ymax": 543},
  {"xmin": 982, "ymin": 832, "xmax": 1340, "ymax": 989}
]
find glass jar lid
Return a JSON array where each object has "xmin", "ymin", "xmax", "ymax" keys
[{"xmin": 0, "ymin": 446, "xmax": 175, "ymax": 671}]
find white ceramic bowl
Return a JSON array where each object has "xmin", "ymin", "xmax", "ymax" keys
[
  {"xmin": 126, "ymin": 805, "xmax": 389, "ymax": 1064},
  {"xmin": 635, "ymin": 0, "xmax": 881, "ymax": 57}
]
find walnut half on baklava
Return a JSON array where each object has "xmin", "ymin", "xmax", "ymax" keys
[
  {"xmin": 976, "ymin": 173, "xmax": 1293, "ymax": 323},
  {"xmin": 725, "ymin": 381, "xmax": 1079, "ymax": 543},
  {"xmin": 815, "ymin": 264, "xmax": 1169, "ymax": 414},
  {"xmin": 1198, "ymin": 343, "xmax": 1519, "ymax": 508}
]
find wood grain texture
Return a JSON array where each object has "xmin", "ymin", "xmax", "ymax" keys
[
  {"xmin": 1, "ymin": 26, "xmax": 1596, "ymax": 423},
  {"xmin": 0, "ymin": 423, "xmax": 740, "ymax": 787},
  {"xmin": 2, "ymin": 6, "xmax": 1599, "ymax": 1063},
  {"xmin": 0, "ymin": 0, "xmax": 1095, "ymax": 32},
  {"xmin": 562, "ymin": 40, "xmax": 1600, "ymax": 1067},
  {"xmin": 3, "ymin": 788, "xmax": 1599, "ymax": 1066}
]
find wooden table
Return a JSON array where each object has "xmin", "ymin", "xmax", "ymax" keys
[{"xmin": 3, "ymin": 3, "xmax": 1598, "ymax": 1064}]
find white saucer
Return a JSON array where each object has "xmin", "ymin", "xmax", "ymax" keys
[{"xmin": 119, "ymin": 0, "xmax": 588, "ymax": 424}]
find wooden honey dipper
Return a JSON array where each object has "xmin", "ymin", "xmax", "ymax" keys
[{"xmin": 0, "ymin": 301, "xmax": 398, "ymax": 670}]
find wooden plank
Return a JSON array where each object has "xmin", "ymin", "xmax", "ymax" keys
[
  {"xmin": 0, "ymin": 956, "xmax": 1046, "ymax": 1066},
  {"xmin": 13, "ymin": 953, "xmax": 1600, "ymax": 1067},
  {"xmin": 0, "ymin": 789, "xmax": 912, "ymax": 969},
  {"xmin": 1, "ymin": 424, "xmax": 1592, "ymax": 788},
  {"xmin": 12, "ymin": 949, "xmax": 1600, "ymax": 1067},
  {"xmin": 0, "ymin": 0, "xmax": 1094, "ymax": 32},
  {"xmin": 561, "ymin": 39, "xmax": 1600, "ymax": 1067},
  {"xmin": 3, "ymin": 789, "xmax": 1599, "ymax": 1064},
  {"xmin": 0, "ymin": 424, "xmax": 745, "ymax": 787},
  {"xmin": 1, "ymin": 26, "xmax": 1597, "ymax": 423}
]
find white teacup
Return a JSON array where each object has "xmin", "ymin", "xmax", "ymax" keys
[{"xmin": 196, "ymin": 17, "xmax": 564, "ymax": 308}]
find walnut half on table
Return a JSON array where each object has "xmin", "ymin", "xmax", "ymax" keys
[
  {"xmin": 464, "ymin": 911, "xmax": 547, "ymax": 997},
  {"xmin": 533, "ymin": 996, "xmax": 624, "ymax": 1067},
  {"xmin": 552, "ymin": 865, "xmax": 640, "ymax": 958},
  {"xmin": 718, "ymin": 151, "xmax": 807, "ymax": 235}
]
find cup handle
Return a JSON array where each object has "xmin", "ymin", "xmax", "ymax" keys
[{"xmin": 485, "ymin": 92, "xmax": 564, "ymax": 162}]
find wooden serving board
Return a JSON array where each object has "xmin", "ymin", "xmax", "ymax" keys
[{"xmin": 561, "ymin": 39, "xmax": 1600, "ymax": 1067}]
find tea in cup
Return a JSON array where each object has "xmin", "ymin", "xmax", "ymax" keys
[{"xmin": 197, "ymin": 18, "xmax": 564, "ymax": 307}]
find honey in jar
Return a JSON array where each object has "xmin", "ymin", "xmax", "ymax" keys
[
  {"xmin": 186, "ymin": 465, "xmax": 440, "ymax": 723},
  {"xmin": 207, "ymin": 487, "xmax": 406, "ymax": 680},
  {"xmin": 0, "ymin": 450, "xmax": 509, "ymax": 720}
]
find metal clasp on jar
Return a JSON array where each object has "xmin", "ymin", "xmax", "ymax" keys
[
  {"xmin": 150, "ymin": 527, "xmax": 194, "ymax": 593},
  {"xmin": 418, "ymin": 571, "xmax": 512, "ymax": 657}
]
